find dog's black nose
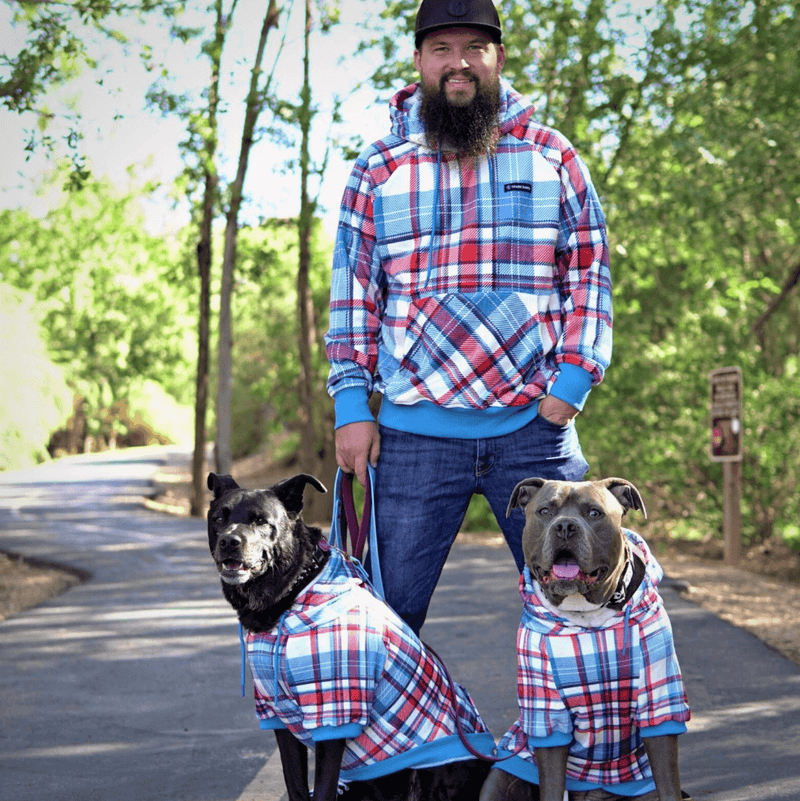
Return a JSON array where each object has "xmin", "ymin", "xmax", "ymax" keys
[
  {"xmin": 218, "ymin": 532, "xmax": 243, "ymax": 551},
  {"xmin": 553, "ymin": 518, "xmax": 580, "ymax": 540}
]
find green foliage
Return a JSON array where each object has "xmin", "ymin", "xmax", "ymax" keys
[
  {"xmin": 368, "ymin": 0, "xmax": 800, "ymax": 545},
  {"xmin": 2, "ymin": 0, "xmax": 796, "ymax": 551},
  {"xmin": 2, "ymin": 0, "xmax": 178, "ymax": 187},
  {"xmin": 2, "ymin": 5, "xmax": 90, "ymax": 115},
  {"xmin": 126, "ymin": 379, "xmax": 194, "ymax": 445},
  {"xmin": 0, "ymin": 284, "xmax": 72, "ymax": 470},
  {"xmin": 0, "ymin": 179, "xmax": 195, "ymax": 444},
  {"xmin": 586, "ymin": 0, "xmax": 800, "ymax": 546},
  {"xmin": 223, "ymin": 218, "xmax": 335, "ymax": 459}
]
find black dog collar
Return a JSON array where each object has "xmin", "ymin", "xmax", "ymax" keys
[
  {"xmin": 605, "ymin": 545, "xmax": 646, "ymax": 611},
  {"xmin": 251, "ymin": 542, "xmax": 331, "ymax": 632}
]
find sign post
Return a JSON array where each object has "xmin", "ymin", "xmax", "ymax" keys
[{"xmin": 709, "ymin": 367, "xmax": 743, "ymax": 565}]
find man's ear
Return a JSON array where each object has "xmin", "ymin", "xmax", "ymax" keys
[
  {"xmin": 414, "ymin": 48, "xmax": 422, "ymax": 73},
  {"xmin": 496, "ymin": 42, "xmax": 506, "ymax": 72}
]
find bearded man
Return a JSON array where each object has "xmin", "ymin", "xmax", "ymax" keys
[{"xmin": 325, "ymin": 0, "xmax": 613, "ymax": 635}]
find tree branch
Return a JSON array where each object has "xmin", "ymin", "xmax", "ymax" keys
[{"xmin": 753, "ymin": 258, "xmax": 800, "ymax": 338}]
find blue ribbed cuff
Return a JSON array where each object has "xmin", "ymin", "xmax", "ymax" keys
[
  {"xmin": 549, "ymin": 363, "xmax": 594, "ymax": 411},
  {"xmin": 639, "ymin": 720, "xmax": 688, "ymax": 738},
  {"xmin": 333, "ymin": 387, "xmax": 374, "ymax": 429},
  {"xmin": 310, "ymin": 723, "xmax": 363, "ymax": 741}
]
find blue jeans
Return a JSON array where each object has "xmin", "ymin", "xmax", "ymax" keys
[{"xmin": 372, "ymin": 416, "xmax": 589, "ymax": 634}]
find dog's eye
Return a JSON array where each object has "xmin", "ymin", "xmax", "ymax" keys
[
  {"xmin": 588, "ymin": 508, "xmax": 603, "ymax": 518},
  {"xmin": 537, "ymin": 507, "xmax": 551, "ymax": 516},
  {"xmin": 250, "ymin": 514, "xmax": 268, "ymax": 526},
  {"xmin": 213, "ymin": 510, "xmax": 229, "ymax": 524}
]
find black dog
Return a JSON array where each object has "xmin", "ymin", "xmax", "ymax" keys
[{"xmin": 207, "ymin": 472, "xmax": 492, "ymax": 801}]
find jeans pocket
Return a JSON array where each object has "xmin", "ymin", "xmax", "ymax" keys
[{"xmin": 537, "ymin": 411, "xmax": 572, "ymax": 430}]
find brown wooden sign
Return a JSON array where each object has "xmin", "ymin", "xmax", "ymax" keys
[{"xmin": 709, "ymin": 366, "xmax": 742, "ymax": 462}]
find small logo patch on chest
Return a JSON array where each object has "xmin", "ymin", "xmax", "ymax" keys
[{"xmin": 504, "ymin": 182, "xmax": 533, "ymax": 193}]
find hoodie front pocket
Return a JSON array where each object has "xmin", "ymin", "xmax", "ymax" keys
[{"xmin": 399, "ymin": 291, "xmax": 546, "ymax": 408}]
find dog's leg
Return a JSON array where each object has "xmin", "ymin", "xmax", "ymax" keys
[
  {"xmin": 421, "ymin": 759, "xmax": 492, "ymax": 801},
  {"xmin": 643, "ymin": 734, "xmax": 683, "ymax": 801},
  {"xmin": 342, "ymin": 770, "xmax": 415, "ymax": 801},
  {"xmin": 274, "ymin": 729, "xmax": 310, "ymax": 801},
  {"xmin": 313, "ymin": 738, "xmax": 348, "ymax": 801},
  {"xmin": 478, "ymin": 768, "xmax": 538, "ymax": 801},
  {"xmin": 533, "ymin": 745, "xmax": 568, "ymax": 801}
]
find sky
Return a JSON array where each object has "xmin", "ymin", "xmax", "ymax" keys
[
  {"xmin": 0, "ymin": 0, "xmax": 401, "ymax": 238},
  {"xmin": 0, "ymin": 0, "xmax": 683, "ymax": 240}
]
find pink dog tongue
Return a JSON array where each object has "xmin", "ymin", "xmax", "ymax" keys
[{"xmin": 552, "ymin": 562, "xmax": 580, "ymax": 580}]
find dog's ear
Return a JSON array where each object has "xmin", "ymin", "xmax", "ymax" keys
[
  {"xmin": 207, "ymin": 473, "xmax": 240, "ymax": 499},
  {"xmin": 271, "ymin": 474, "xmax": 327, "ymax": 517},
  {"xmin": 602, "ymin": 478, "xmax": 647, "ymax": 518},
  {"xmin": 506, "ymin": 477, "xmax": 547, "ymax": 517}
]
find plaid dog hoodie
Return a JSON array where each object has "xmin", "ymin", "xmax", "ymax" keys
[
  {"xmin": 493, "ymin": 530, "xmax": 690, "ymax": 797},
  {"xmin": 244, "ymin": 549, "xmax": 494, "ymax": 782}
]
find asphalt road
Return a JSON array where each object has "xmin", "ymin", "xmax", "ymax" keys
[{"xmin": 1, "ymin": 446, "xmax": 798, "ymax": 801}]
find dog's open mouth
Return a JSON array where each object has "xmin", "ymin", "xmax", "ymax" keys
[
  {"xmin": 539, "ymin": 552, "xmax": 605, "ymax": 586},
  {"xmin": 218, "ymin": 558, "xmax": 262, "ymax": 582}
]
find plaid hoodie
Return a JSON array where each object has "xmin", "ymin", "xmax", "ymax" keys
[
  {"xmin": 493, "ymin": 530, "xmax": 691, "ymax": 797},
  {"xmin": 245, "ymin": 549, "xmax": 494, "ymax": 782},
  {"xmin": 325, "ymin": 78, "xmax": 612, "ymax": 438}
]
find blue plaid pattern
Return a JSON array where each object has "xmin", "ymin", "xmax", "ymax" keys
[
  {"xmin": 326, "ymin": 78, "xmax": 611, "ymax": 415},
  {"xmin": 246, "ymin": 550, "xmax": 492, "ymax": 779},
  {"xmin": 497, "ymin": 531, "xmax": 690, "ymax": 790}
]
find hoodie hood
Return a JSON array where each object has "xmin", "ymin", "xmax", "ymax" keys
[
  {"xmin": 389, "ymin": 76, "xmax": 535, "ymax": 148},
  {"xmin": 387, "ymin": 76, "xmax": 538, "ymax": 289},
  {"xmin": 519, "ymin": 529, "xmax": 665, "ymax": 636}
]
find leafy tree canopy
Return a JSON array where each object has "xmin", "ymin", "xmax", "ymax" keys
[
  {"xmin": 0, "ymin": 177, "xmax": 195, "ymax": 439},
  {"xmin": 360, "ymin": 0, "xmax": 800, "ymax": 547}
]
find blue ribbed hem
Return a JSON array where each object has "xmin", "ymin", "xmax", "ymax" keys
[
  {"xmin": 549, "ymin": 363, "xmax": 594, "ymax": 412},
  {"xmin": 490, "ymin": 756, "xmax": 657, "ymax": 797},
  {"xmin": 333, "ymin": 363, "xmax": 595, "ymax": 435},
  {"xmin": 259, "ymin": 718, "xmax": 289, "ymax": 730},
  {"xmin": 378, "ymin": 399, "xmax": 541, "ymax": 438},
  {"xmin": 341, "ymin": 732, "xmax": 497, "ymax": 781},
  {"xmin": 311, "ymin": 723, "xmax": 363, "ymax": 741},
  {"xmin": 519, "ymin": 731, "xmax": 572, "ymax": 749}
]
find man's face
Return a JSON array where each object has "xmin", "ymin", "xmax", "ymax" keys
[{"xmin": 414, "ymin": 28, "xmax": 505, "ymax": 107}]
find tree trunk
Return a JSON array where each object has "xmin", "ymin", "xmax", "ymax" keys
[
  {"xmin": 192, "ymin": 234, "xmax": 212, "ymax": 514},
  {"xmin": 215, "ymin": 0, "xmax": 280, "ymax": 474},
  {"xmin": 753, "ymin": 258, "xmax": 800, "ymax": 349},
  {"xmin": 190, "ymin": 0, "xmax": 225, "ymax": 516},
  {"xmin": 296, "ymin": 0, "xmax": 328, "ymax": 520},
  {"xmin": 297, "ymin": 0, "xmax": 316, "ymax": 465}
]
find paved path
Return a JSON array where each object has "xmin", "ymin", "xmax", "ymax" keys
[{"xmin": 1, "ymin": 447, "xmax": 798, "ymax": 800}]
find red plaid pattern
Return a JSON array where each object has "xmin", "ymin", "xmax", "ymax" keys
[
  {"xmin": 497, "ymin": 530, "xmax": 690, "ymax": 790},
  {"xmin": 247, "ymin": 550, "xmax": 493, "ymax": 780},
  {"xmin": 326, "ymin": 78, "xmax": 612, "ymax": 425}
]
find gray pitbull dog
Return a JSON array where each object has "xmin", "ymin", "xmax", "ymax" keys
[
  {"xmin": 480, "ymin": 477, "xmax": 691, "ymax": 801},
  {"xmin": 517, "ymin": 477, "xmax": 646, "ymax": 611}
]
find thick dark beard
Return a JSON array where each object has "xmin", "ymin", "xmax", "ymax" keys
[{"xmin": 419, "ymin": 73, "xmax": 502, "ymax": 158}]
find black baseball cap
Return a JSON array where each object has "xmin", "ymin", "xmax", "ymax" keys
[{"xmin": 414, "ymin": 0, "xmax": 502, "ymax": 49}]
